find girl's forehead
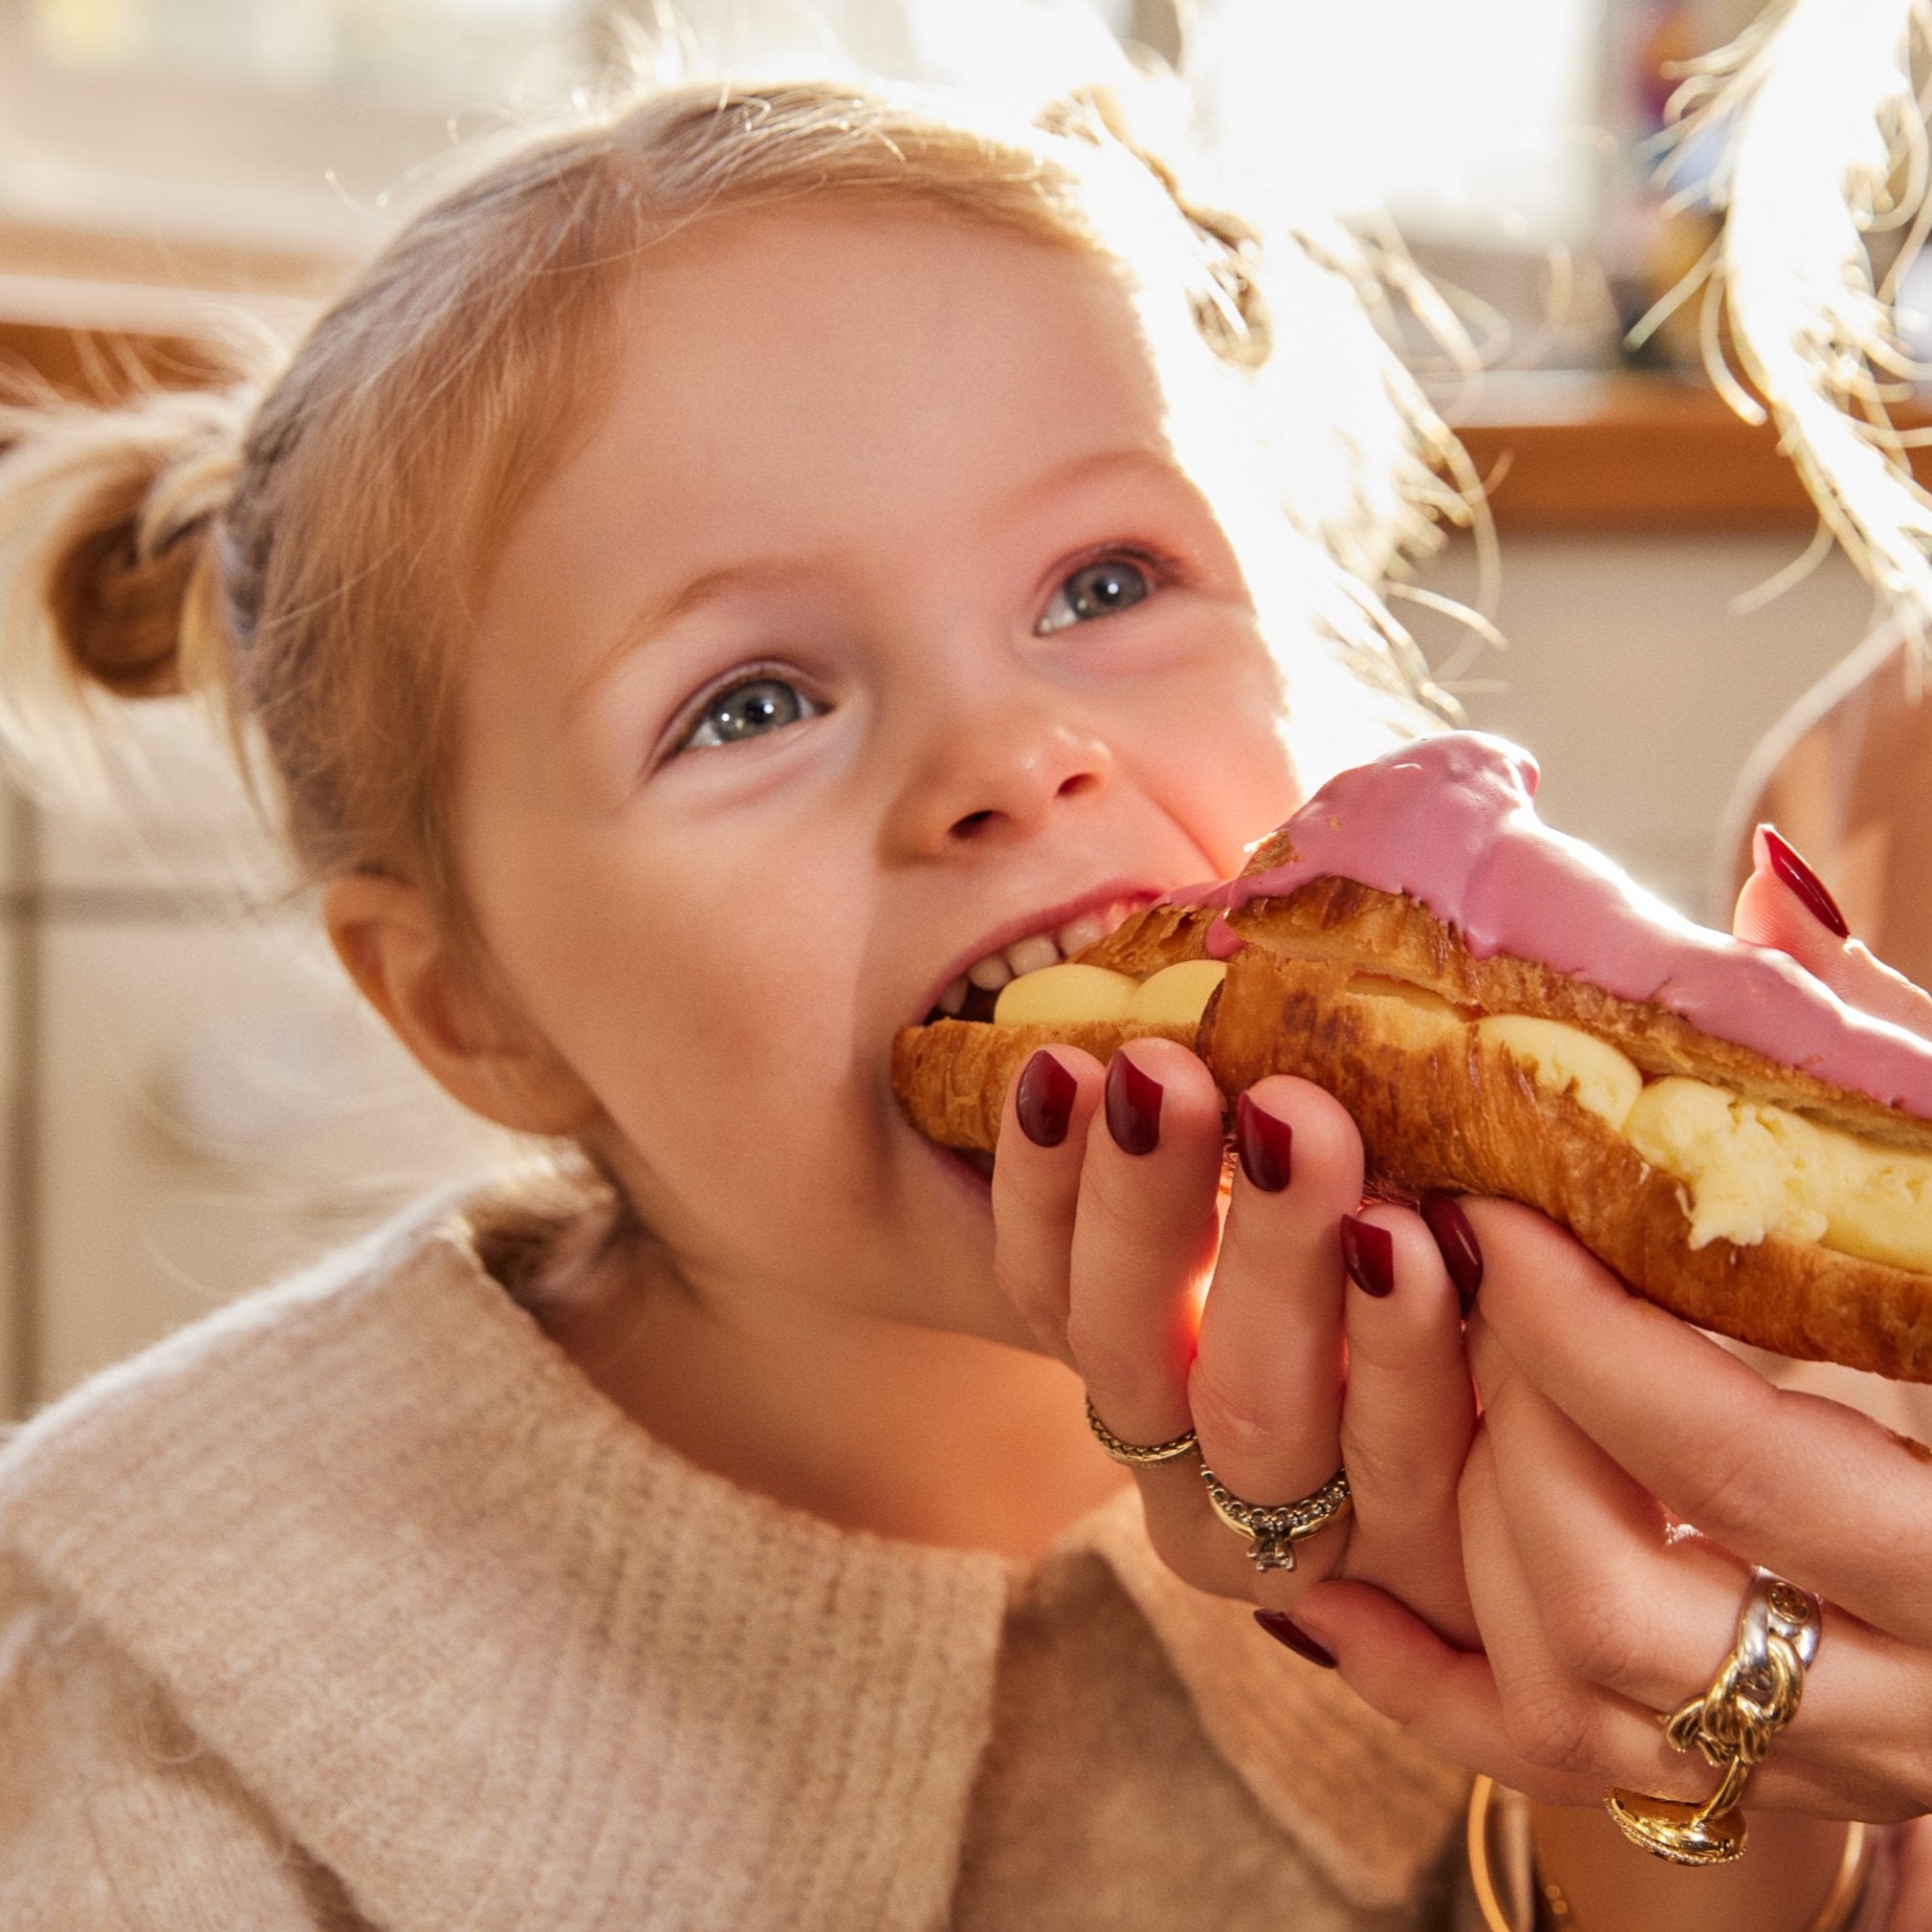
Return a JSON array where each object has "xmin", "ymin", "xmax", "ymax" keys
[
  {"xmin": 513, "ymin": 203, "xmax": 1179, "ymax": 545},
  {"xmin": 607, "ymin": 201, "xmax": 1166, "ymax": 414}
]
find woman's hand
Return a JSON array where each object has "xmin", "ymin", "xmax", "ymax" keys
[
  {"xmin": 1281, "ymin": 827, "xmax": 1932, "ymax": 1823},
  {"xmin": 1293, "ymin": 1207, "xmax": 1932, "ymax": 1823},
  {"xmin": 990, "ymin": 1038, "xmax": 1480, "ymax": 1643},
  {"xmin": 1731, "ymin": 822, "xmax": 1932, "ymax": 1036}
]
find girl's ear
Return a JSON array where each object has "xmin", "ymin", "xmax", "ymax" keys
[{"xmin": 321, "ymin": 872, "xmax": 601, "ymax": 1137}]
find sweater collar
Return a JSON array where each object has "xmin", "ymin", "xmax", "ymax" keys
[
  {"xmin": 1066, "ymin": 1491, "xmax": 1467, "ymax": 1911},
  {"xmin": 0, "ymin": 1184, "xmax": 1459, "ymax": 1925}
]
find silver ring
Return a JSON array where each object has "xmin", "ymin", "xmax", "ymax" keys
[
  {"xmin": 1741, "ymin": 1569, "xmax": 1823, "ymax": 1674},
  {"xmin": 1200, "ymin": 1463, "xmax": 1351, "ymax": 1572}
]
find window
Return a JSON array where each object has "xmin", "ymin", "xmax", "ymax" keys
[
  {"xmin": 22, "ymin": 0, "xmax": 586, "ymax": 99},
  {"xmin": 0, "ymin": 0, "xmax": 1696, "ymax": 359}
]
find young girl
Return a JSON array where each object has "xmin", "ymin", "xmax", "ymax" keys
[
  {"xmin": 0, "ymin": 70, "xmax": 1490, "ymax": 1927},
  {"xmin": 0, "ymin": 52, "xmax": 1924, "ymax": 1932}
]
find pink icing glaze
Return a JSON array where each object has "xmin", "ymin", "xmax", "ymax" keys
[{"xmin": 1170, "ymin": 732, "xmax": 1932, "ymax": 1121}]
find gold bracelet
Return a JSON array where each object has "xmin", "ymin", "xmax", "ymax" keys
[{"xmin": 1466, "ymin": 1777, "xmax": 1876, "ymax": 1932}]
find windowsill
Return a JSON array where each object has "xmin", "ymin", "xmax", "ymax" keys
[{"xmin": 1445, "ymin": 370, "xmax": 1932, "ymax": 533}]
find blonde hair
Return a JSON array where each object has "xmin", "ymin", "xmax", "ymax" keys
[{"xmin": 0, "ymin": 76, "xmax": 1459, "ymax": 961}]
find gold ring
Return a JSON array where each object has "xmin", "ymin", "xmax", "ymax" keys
[
  {"xmin": 1199, "ymin": 1463, "xmax": 1351, "ymax": 1572},
  {"xmin": 1606, "ymin": 1569, "xmax": 1821, "ymax": 1865},
  {"xmin": 1468, "ymin": 1777, "xmax": 1872, "ymax": 1932},
  {"xmin": 1084, "ymin": 1397, "xmax": 1199, "ymax": 1467}
]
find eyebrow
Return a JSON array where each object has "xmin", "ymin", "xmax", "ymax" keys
[
  {"xmin": 1002, "ymin": 442, "xmax": 1193, "ymax": 524},
  {"xmin": 560, "ymin": 555, "xmax": 821, "ymax": 726},
  {"xmin": 560, "ymin": 443, "xmax": 1192, "ymax": 723}
]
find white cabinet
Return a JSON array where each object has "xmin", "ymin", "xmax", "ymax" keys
[
  {"xmin": 34, "ymin": 699, "xmax": 294, "ymax": 899},
  {"xmin": 33, "ymin": 914, "xmax": 513, "ymax": 1399},
  {"xmin": 1417, "ymin": 535, "xmax": 1880, "ymax": 920},
  {"xmin": 11, "ymin": 707, "xmax": 517, "ymax": 1413}
]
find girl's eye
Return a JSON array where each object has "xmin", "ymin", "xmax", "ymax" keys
[
  {"xmin": 678, "ymin": 674, "xmax": 822, "ymax": 753},
  {"xmin": 1036, "ymin": 555, "xmax": 1157, "ymax": 635}
]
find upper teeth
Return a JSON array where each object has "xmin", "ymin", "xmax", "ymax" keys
[{"xmin": 935, "ymin": 902, "xmax": 1136, "ymax": 1015}]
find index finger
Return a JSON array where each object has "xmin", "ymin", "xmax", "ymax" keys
[
  {"xmin": 1465, "ymin": 1197, "xmax": 1932, "ymax": 1643},
  {"xmin": 990, "ymin": 1043, "xmax": 1106, "ymax": 1362},
  {"xmin": 1733, "ymin": 844, "xmax": 1932, "ymax": 1040}
]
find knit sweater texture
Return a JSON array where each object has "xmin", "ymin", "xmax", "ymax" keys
[{"xmin": 0, "ymin": 1182, "xmax": 1467, "ymax": 1929}]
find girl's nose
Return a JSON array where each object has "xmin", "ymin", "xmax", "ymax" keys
[{"xmin": 889, "ymin": 700, "xmax": 1114, "ymax": 857}]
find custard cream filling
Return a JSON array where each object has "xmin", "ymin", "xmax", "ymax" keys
[
  {"xmin": 988, "ymin": 960, "xmax": 1932, "ymax": 1272},
  {"xmin": 990, "ymin": 959, "xmax": 1226, "ymax": 1028}
]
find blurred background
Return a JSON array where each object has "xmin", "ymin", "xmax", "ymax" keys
[{"xmin": 0, "ymin": 0, "xmax": 1919, "ymax": 1418}]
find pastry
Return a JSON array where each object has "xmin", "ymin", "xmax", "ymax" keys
[{"xmin": 891, "ymin": 733, "xmax": 1932, "ymax": 1380}]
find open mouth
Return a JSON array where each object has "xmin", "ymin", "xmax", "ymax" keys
[
  {"xmin": 913, "ymin": 889, "xmax": 1229, "ymax": 1042},
  {"xmin": 896, "ymin": 891, "xmax": 1230, "ymax": 1185},
  {"xmin": 917, "ymin": 895, "xmax": 1151, "ymax": 1026}
]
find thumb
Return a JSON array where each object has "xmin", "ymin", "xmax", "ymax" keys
[{"xmin": 1733, "ymin": 825, "xmax": 1932, "ymax": 1040}]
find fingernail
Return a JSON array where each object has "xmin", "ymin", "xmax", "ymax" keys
[
  {"xmin": 1016, "ymin": 1050, "xmax": 1077, "ymax": 1148},
  {"xmin": 1419, "ymin": 1191, "xmax": 1483, "ymax": 1315},
  {"xmin": 1105, "ymin": 1050, "xmax": 1163, "ymax": 1155},
  {"xmin": 1236, "ymin": 1091, "xmax": 1293, "ymax": 1192},
  {"xmin": 1757, "ymin": 824, "xmax": 1850, "ymax": 938},
  {"xmin": 1339, "ymin": 1213, "xmax": 1394, "ymax": 1298},
  {"xmin": 1253, "ymin": 1609, "xmax": 1337, "ymax": 1668}
]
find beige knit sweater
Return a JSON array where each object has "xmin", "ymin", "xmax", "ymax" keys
[{"xmin": 0, "ymin": 1182, "xmax": 1467, "ymax": 1929}]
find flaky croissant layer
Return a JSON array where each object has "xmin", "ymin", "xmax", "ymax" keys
[{"xmin": 890, "ymin": 881, "xmax": 1932, "ymax": 1382}]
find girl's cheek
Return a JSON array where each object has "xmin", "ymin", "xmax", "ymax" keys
[{"xmin": 1194, "ymin": 670, "xmax": 1303, "ymax": 820}]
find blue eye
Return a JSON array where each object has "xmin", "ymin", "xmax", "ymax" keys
[
  {"xmin": 1036, "ymin": 555, "xmax": 1156, "ymax": 634},
  {"xmin": 679, "ymin": 674, "xmax": 821, "ymax": 752}
]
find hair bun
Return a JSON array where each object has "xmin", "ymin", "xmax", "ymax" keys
[
  {"xmin": 0, "ymin": 382, "xmax": 255, "ymax": 796},
  {"xmin": 41, "ymin": 386, "xmax": 246, "ymax": 696}
]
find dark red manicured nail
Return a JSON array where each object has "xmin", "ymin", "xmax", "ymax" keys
[
  {"xmin": 1758, "ymin": 824, "xmax": 1850, "ymax": 938},
  {"xmin": 1339, "ymin": 1214, "xmax": 1394, "ymax": 1298},
  {"xmin": 1016, "ymin": 1050, "xmax": 1077, "ymax": 1148},
  {"xmin": 1419, "ymin": 1192, "xmax": 1483, "ymax": 1315},
  {"xmin": 1105, "ymin": 1050, "xmax": 1163, "ymax": 1155},
  {"xmin": 1254, "ymin": 1609, "xmax": 1337, "ymax": 1668},
  {"xmin": 1236, "ymin": 1092, "xmax": 1293, "ymax": 1193}
]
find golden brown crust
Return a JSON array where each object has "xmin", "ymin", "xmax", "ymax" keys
[
  {"xmin": 890, "ymin": 1019, "xmax": 1197, "ymax": 1152},
  {"xmin": 1206, "ymin": 949, "xmax": 1932, "ymax": 1382},
  {"xmin": 1075, "ymin": 900, "xmax": 1219, "ymax": 977}
]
